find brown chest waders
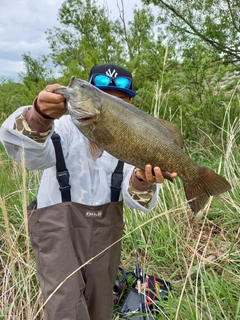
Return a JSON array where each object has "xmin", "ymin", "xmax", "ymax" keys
[{"xmin": 28, "ymin": 133, "xmax": 124, "ymax": 320}]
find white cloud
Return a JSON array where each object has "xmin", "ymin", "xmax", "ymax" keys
[
  {"xmin": 0, "ymin": 0, "xmax": 143, "ymax": 82},
  {"xmin": 0, "ymin": 0, "xmax": 64, "ymax": 81},
  {"xmin": 0, "ymin": 59, "xmax": 24, "ymax": 79}
]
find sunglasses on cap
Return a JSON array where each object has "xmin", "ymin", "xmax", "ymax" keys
[{"xmin": 90, "ymin": 74, "xmax": 132, "ymax": 89}]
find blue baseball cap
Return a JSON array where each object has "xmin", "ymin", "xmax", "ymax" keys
[{"xmin": 88, "ymin": 63, "xmax": 136, "ymax": 98}]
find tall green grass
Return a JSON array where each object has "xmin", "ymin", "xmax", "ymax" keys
[{"xmin": 0, "ymin": 95, "xmax": 239, "ymax": 319}]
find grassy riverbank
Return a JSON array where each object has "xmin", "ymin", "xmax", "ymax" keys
[{"xmin": 0, "ymin": 112, "xmax": 239, "ymax": 319}]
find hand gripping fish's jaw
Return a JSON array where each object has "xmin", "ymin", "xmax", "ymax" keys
[
  {"xmin": 54, "ymin": 86, "xmax": 69, "ymax": 98},
  {"xmin": 184, "ymin": 166, "xmax": 231, "ymax": 213}
]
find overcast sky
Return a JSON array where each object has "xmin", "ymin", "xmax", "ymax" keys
[{"xmin": 0, "ymin": 0, "xmax": 143, "ymax": 82}]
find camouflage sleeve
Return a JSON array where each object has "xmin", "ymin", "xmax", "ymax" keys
[
  {"xmin": 14, "ymin": 107, "xmax": 53, "ymax": 143},
  {"xmin": 128, "ymin": 171, "xmax": 157, "ymax": 208}
]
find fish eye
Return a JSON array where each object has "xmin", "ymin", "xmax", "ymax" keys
[{"xmin": 81, "ymin": 83, "xmax": 86, "ymax": 88}]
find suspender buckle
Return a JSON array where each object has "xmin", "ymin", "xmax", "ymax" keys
[{"xmin": 57, "ymin": 170, "xmax": 71, "ymax": 189}]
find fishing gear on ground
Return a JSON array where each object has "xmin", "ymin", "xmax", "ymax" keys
[
  {"xmin": 114, "ymin": 268, "xmax": 171, "ymax": 319},
  {"xmin": 114, "ymin": 209, "xmax": 171, "ymax": 319}
]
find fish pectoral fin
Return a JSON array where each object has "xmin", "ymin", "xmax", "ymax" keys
[
  {"xmin": 93, "ymin": 127, "xmax": 115, "ymax": 145},
  {"xmin": 88, "ymin": 140, "xmax": 104, "ymax": 160}
]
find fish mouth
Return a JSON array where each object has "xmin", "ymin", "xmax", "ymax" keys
[{"xmin": 77, "ymin": 117, "xmax": 93, "ymax": 122}]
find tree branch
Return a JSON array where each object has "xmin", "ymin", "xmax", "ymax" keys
[
  {"xmin": 117, "ymin": 0, "xmax": 135, "ymax": 60},
  {"xmin": 153, "ymin": 0, "xmax": 240, "ymax": 61},
  {"xmin": 226, "ymin": 0, "xmax": 240, "ymax": 33}
]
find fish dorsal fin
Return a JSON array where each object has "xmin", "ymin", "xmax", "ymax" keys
[
  {"xmin": 158, "ymin": 119, "xmax": 184, "ymax": 149},
  {"xmin": 88, "ymin": 140, "xmax": 104, "ymax": 160}
]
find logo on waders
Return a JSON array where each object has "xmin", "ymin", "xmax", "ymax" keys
[{"xmin": 85, "ymin": 210, "xmax": 103, "ymax": 218}]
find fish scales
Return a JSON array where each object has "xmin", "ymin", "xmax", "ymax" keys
[
  {"xmin": 100, "ymin": 95, "xmax": 192, "ymax": 175},
  {"xmin": 54, "ymin": 76, "xmax": 231, "ymax": 213}
]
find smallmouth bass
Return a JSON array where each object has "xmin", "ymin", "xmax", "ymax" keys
[{"xmin": 54, "ymin": 77, "xmax": 231, "ymax": 213}]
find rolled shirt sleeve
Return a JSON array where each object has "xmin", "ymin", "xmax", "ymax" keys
[{"xmin": 121, "ymin": 164, "xmax": 160, "ymax": 212}]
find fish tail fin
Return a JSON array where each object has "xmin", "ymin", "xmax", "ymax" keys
[{"xmin": 184, "ymin": 167, "xmax": 231, "ymax": 213}]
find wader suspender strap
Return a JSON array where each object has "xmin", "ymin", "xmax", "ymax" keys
[
  {"xmin": 51, "ymin": 132, "xmax": 71, "ymax": 202},
  {"xmin": 51, "ymin": 132, "xmax": 124, "ymax": 202},
  {"xmin": 110, "ymin": 160, "xmax": 124, "ymax": 202}
]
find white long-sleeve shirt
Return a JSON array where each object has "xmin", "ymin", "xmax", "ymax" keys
[{"xmin": 0, "ymin": 107, "xmax": 160, "ymax": 211}]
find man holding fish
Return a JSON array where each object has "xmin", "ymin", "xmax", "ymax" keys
[{"xmin": 0, "ymin": 64, "xmax": 178, "ymax": 320}]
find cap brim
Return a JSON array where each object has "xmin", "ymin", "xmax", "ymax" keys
[{"xmin": 96, "ymin": 86, "xmax": 136, "ymax": 98}]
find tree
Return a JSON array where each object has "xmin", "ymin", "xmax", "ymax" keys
[
  {"xmin": 142, "ymin": 0, "xmax": 240, "ymax": 64},
  {"xmin": 45, "ymin": 0, "xmax": 177, "ymax": 111},
  {"xmin": 0, "ymin": 79, "xmax": 24, "ymax": 119},
  {"xmin": 17, "ymin": 53, "xmax": 56, "ymax": 106},
  {"xmin": 45, "ymin": 0, "xmax": 125, "ymax": 82},
  {"xmin": 32, "ymin": 0, "xmax": 239, "ymax": 142}
]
